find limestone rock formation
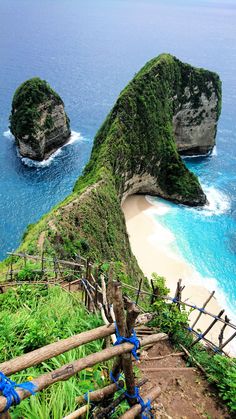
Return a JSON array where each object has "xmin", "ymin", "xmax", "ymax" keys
[
  {"xmin": 10, "ymin": 78, "xmax": 71, "ymax": 161},
  {"xmin": 88, "ymin": 54, "xmax": 221, "ymax": 206},
  {"xmin": 173, "ymin": 80, "xmax": 221, "ymax": 156}
]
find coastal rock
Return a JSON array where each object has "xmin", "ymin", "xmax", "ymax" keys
[
  {"xmin": 10, "ymin": 78, "xmax": 71, "ymax": 161},
  {"xmin": 173, "ymin": 83, "xmax": 221, "ymax": 156},
  {"xmin": 91, "ymin": 54, "xmax": 221, "ymax": 206}
]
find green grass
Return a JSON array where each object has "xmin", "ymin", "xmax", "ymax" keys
[{"xmin": 0, "ymin": 286, "xmax": 106, "ymax": 418}]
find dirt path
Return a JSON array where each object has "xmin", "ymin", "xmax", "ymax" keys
[{"xmin": 137, "ymin": 341, "xmax": 231, "ymax": 419}]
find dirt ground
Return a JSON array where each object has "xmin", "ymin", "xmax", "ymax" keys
[{"xmin": 136, "ymin": 341, "xmax": 232, "ymax": 419}]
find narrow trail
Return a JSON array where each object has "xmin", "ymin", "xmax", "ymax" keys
[{"xmin": 136, "ymin": 339, "xmax": 230, "ymax": 419}]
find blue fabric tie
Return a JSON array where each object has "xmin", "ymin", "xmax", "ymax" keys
[
  {"xmin": 0, "ymin": 372, "xmax": 37, "ymax": 411},
  {"xmin": 113, "ymin": 323, "xmax": 140, "ymax": 360}
]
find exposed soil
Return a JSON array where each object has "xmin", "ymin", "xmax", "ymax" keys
[{"xmin": 136, "ymin": 340, "xmax": 231, "ymax": 419}]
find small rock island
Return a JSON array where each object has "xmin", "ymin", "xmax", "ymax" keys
[{"xmin": 10, "ymin": 78, "xmax": 71, "ymax": 161}]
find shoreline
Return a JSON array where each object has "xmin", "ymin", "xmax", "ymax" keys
[{"xmin": 122, "ymin": 194, "xmax": 235, "ymax": 356}]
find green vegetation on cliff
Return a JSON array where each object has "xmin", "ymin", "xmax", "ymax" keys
[
  {"xmin": 10, "ymin": 78, "xmax": 64, "ymax": 142},
  {"xmin": 1, "ymin": 54, "xmax": 222, "ymax": 282}
]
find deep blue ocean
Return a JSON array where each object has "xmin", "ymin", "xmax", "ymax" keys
[{"xmin": 0, "ymin": 0, "xmax": 235, "ymax": 315}]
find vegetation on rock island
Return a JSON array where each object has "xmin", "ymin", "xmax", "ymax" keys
[{"xmin": 9, "ymin": 77, "xmax": 71, "ymax": 160}]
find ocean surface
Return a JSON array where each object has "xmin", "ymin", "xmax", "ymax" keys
[{"xmin": 0, "ymin": 0, "xmax": 235, "ymax": 315}]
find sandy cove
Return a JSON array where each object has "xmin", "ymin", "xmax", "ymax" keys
[{"xmin": 122, "ymin": 194, "xmax": 235, "ymax": 356}]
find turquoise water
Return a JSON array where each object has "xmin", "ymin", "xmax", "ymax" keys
[{"xmin": 0, "ymin": 0, "xmax": 235, "ymax": 315}]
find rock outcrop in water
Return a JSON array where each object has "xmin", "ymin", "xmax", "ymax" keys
[
  {"xmin": 10, "ymin": 78, "xmax": 71, "ymax": 161},
  {"xmin": 173, "ymin": 75, "xmax": 221, "ymax": 156},
  {"xmin": 1, "ymin": 54, "xmax": 222, "ymax": 281}
]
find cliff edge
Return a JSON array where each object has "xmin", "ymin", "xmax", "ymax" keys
[
  {"xmin": 1, "ymin": 54, "xmax": 222, "ymax": 281},
  {"xmin": 10, "ymin": 78, "xmax": 71, "ymax": 161}
]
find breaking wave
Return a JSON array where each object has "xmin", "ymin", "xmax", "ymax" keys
[{"xmin": 19, "ymin": 130, "xmax": 84, "ymax": 168}]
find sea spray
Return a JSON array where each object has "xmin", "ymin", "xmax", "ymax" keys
[{"xmin": 19, "ymin": 131, "xmax": 84, "ymax": 168}]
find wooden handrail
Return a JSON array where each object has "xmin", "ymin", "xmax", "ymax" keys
[
  {"xmin": 0, "ymin": 324, "xmax": 116, "ymax": 376},
  {"xmin": 0, "ymin": 333, "xmax": 167, "ymax": 412}
]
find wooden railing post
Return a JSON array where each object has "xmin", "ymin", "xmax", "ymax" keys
[{"xmin": 112, "ymin": 281, "xmax": 140, "ymax": 408}]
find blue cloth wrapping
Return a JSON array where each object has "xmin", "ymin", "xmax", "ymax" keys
[
  {"xmin": 110, "ymin": 372, "xmax": 154, "ymax": 418},
  {"xmin": 113, "ymin": 323, "xmax": 140, "ymax": 360},
  {"xmin": 0, "ymin": 372, "xmax": 37, "ymax": 411}
]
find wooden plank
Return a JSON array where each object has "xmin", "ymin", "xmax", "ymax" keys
[{"xmin": 0, "ymin": 333, "xmax": 167, "ymax": 412}]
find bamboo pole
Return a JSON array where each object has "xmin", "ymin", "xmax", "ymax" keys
[
  {"xmin": 220, "ymin": 330, "xmax": 236, "ymax": 350},
  {"xmin": 76, "ymin": 381, "xmax": 124, "ymax": 404},
  {"xmin": 120, "ymin": 386, "xmax": 161, "ymax": 419},
  {"xmin": 142, "ymin": 352, "xmax": 184, "ymax": 361},
  {"xmin": 140, "ymin": 367, "xmax": 196, "ymax": 372},
  {"xmin": 136, "ymin": 277, "xmax": 143, "ymax": 305},
  {"xmin": 191, "ymin": 309, "xmax": 225, "ymax": 347},
  {"xmin": 191, "ymin": 291, "xmax": 215, "ymax": 329},
  {"xmin": 94, "ymin": 379, "xmax": 148, "ymax": 419},
  {"xmin": 0, "ymin": 333, "xmax": 167, "ymax": 412},
  {"xmin": 219, "ymin": 315, "xmax": 230, "ymax": 348},
  {"xmin": 0, "ymin": 324, "xmax": 116, "ymax": 376},
  {"xmin": 119, "ymin": 282, "xmax": 236, "ymax": 331},
  {"xmin": 179, "ymin": 344, "xmax": 206, "ymax": 374},
  {"xmin": 63, "ymin": 405, "xmax": 88, "ymax": 419}
]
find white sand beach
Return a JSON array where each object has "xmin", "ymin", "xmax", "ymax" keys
[{"xmin": 122, "ymin": 194, "xmax": 235, "ymax": 356}]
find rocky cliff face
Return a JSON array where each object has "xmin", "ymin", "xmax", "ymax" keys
[
  {"xmin": 173, "ymin": 79, "xmax": 221, "ymax": 156},
  {"xmin": 89, "ymin": 54, "xmax": 221, "ymax": 206},
  {"xmin": 10, "ymin": 78, "xmax": 71, "ymax": 161}
]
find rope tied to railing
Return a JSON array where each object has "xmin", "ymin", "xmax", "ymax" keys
[
  {"xmin": 0, "ymin": 372, "xmax": 37, "ymax": 411},
  {"xmin": 113, "ymin": 322, "xmax": 140, "ymax": 360},
  {"xmin": 110, "ymin": 372, "xmax": 153, "ymax": 418}
]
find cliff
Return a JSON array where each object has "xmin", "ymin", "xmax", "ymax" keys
[
  {"xmin": 1, "ymin": 54, "xmax": 222, "ymax": 281},
  {"xmin": 10, "ymin": 78, "xmax": 71, "ymax": 161}
]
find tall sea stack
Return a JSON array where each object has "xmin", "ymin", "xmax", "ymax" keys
[{"xmin": 10, "ymin": 78, "xmax": 71, "ymax": 161}]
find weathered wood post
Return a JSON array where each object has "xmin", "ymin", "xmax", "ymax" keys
[
  {"xmin": 191, "ymin": 309, "xmax": 225, "ymax": 347},
  {"xmin": 53, "ymin": 257, "xmax": 58, "ymax": 280},
  {"xmin": 41, "ymin": 251, "xmax": 44, "ymax": 277},
  {"xmin": 219, "ymin": 315, "xmax": 230, "ymax": 349},
  {"xmin": 136, "ymin": 277, "xmax": 143, "ymax": 305},
  {"xmin": 10, "ymin": 253, "xmax": 13, "ymax": 282},
  {"xmin": 191, "ymin": 291, "xmax": 215, "ymax": 329},
  {"xmin": 112, "ymin": 281, "xmax": 140, "ymax": 408},
  {"xmin": 174, "ymin": 279, "xmax": 185, "ymax": 310}
]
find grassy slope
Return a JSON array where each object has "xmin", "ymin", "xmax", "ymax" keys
[{"xmin": 0, "ymin": 286, "xmax": 106, "ymax": 418}]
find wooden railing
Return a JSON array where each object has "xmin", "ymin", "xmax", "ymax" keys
[{"xmin": 0, "ymin": 276, "xmax": 167, "ymax": 418}]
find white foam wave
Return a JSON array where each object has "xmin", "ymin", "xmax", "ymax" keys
[
  {"xmin": 145, "ymin": 195, "xmax": 171, "ymax": 215},
  {"xmin": 20, "ymin": 130, "xmax": 83, "ymax": 168},
  {"xmin": 3, "ymin": 129, "xmax": 14, "ymax": 140},
  {"xmin": 200, "ymin": 186, "xmax": 231, "ymax": 216},
  {"xmin": 211, "ymin": 146, "xmax": 217, "ymax": 156}
]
